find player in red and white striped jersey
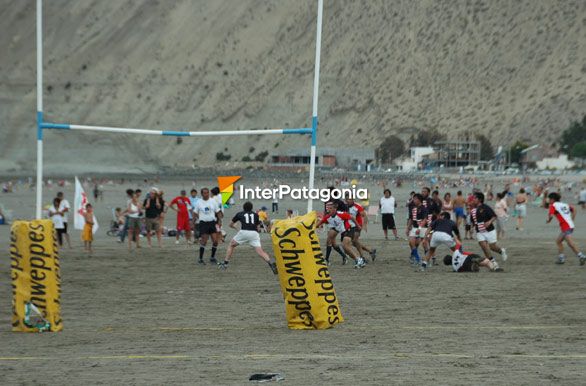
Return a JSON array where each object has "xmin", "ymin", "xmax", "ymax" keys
[
  {"xmin": 546, "ymin": 192, "xmax": 585, "ymax": 265},
  {"xmin": 346, "ymin": 196, "xmax": 377, "ymax": 262},
  {"xmin": 317, "ymin": 202, "xmax": 365, "ymax": 268}
]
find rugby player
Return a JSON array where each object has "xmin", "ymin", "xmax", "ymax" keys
[
  {"xmin": 443, "ymin": 248, "xmax": 503, "ymax": 272},
  {"xmin": 218, "ymin": 201, "xmax": 277, "ymax": 274},
  {"xmin": 470, "ymin": 192, "xmax": 508, "ymax": 267},
  {"xmin": 421, "ymin": 212, "xmax": 461, "ymax": 271},
  {"xmin": 406, "ymin": 193, "xmax": 428, "ymax": 265},
  {"xmin": 319, "ymin": 203, "xmax": 348, "ymax": 265},
  {"xmin": 317, "ymin": 202, "xmax": 365, "ymax": 268},
  {"xmin": 546, "ymin": 192, "xmax": 586, "ymax": 265},
  {"xmin": 346, "ymin": 195, "xmax": 377, "ymax": 262}
]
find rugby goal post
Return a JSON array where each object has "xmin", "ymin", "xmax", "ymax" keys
[{"xmin": 35, "ymin": 0, "xmax": 324, "ymax": 217}]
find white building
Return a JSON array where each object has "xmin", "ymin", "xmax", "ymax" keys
[
  {"xmin": 395, "ymin": 147, "xmax": 435, "ymax": 171},
  {"xmin": 536, "ymin": 154, "xmax": 575, "ymax": 170}
]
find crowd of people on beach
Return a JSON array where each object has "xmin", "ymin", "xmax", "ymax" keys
[{"xmin": 3, "ymin": 174, "xmax": 585, "ymax": 271}]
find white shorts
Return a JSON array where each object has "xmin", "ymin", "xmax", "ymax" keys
[
  {"xmin": 430, "ymin": 232, "xmax": 456, "ymax": 249},
  {"xmin": 476, "ymin": 229, "xmax": 497, "ymax": 244},
  {"xmin": 515, "ymin": 204, "xmax": 527, "ymax": 218},
  {"xmin": 409, "ymin": 227, "xmax": 426, "ymax": 239},
  {"xmin": 232, "ymin": 230, "xmax": 261, "ymax": 248}
]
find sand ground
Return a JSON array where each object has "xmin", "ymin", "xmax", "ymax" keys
[{"xmin": 1, "ymin": 177, "xmax": 585, "ymax": 385}]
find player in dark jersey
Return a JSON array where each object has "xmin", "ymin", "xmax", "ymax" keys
[
  {"xmin": 470, "ymin": 192, "xmax": 508, "ymax": 268},
  {"xmin": 420, "ymin": 187, "xmax": 434, "ymax": 254},
  {"xmin": 406, "ymin": 194, "xmax": 428, "ymax": 265},
  {"xmin": 421, "ymin": 212, "xmax": 461, "ymax": 271},
  {"xmin": 218, "ymin": 201, "xmax": 277, "ymax": 274}
]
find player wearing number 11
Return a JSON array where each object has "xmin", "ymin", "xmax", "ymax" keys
[{"xmin": 219, "ymin": 201, "xmax": 278, "ymax": 274}]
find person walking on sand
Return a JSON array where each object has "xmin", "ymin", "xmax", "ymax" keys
[
  {"xmin": 170, "ymin": 190, "xmax": 192, "ymax": 244},
  {"xmin": 380, "ymin": 189, "xmax": 398, "ymax": 240},
  {"xmin": 56, "ymin": 191, "xmax": 72, "ymax": 248},
  {"xmin": 453, "ymin": 190, "xmax": 467, "ymax": 233},
  {"xmin": 127, "ymin": 192, "xmax": 142, "ymax": 250},
  {"xmin": 144, "ymin": 188, "xmax": 162, "ymax": 248},
  {"xmin": 515, "ymin": 188, "xmax": 528, "ymax": 231},
  {"xmin": 82, "ymin": 203, "xmax": 94, "ymax": 254},
  {"xmin": 49, "ymin": 197, "xmax": 65, "ymax": 248},
  {"xmin": 494, "ymin": 192, "xmax": 509, "ymax": 240}
]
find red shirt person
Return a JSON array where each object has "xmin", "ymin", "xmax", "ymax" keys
[{"xmin": 170, "ymin": 190, "xmax": 193, "ymax": 243}]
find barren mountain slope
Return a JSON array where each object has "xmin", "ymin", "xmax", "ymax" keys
[{"xmin": 1, "ymin": 0, "xmax": 585, "ymax": 174}]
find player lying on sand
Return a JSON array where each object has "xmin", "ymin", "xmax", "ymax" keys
[{"xmin": 443, "ymin": 247, "xmax": 503, "ymax": 272}]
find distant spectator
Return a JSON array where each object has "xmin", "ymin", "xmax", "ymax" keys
[
  {"xmin": 49, "ymin": 197, "xmax": 65, "ymax": 247},
  {"xmin": 82, "ymin": 203, "xmax": 94, "ymax": 254},
  {"xmin": 57, "ymin": 192, "xmax": 72, "ymax": 248}
]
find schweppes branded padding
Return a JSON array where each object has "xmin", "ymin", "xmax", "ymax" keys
[
  {"xmin": 10, "ymin": 220, "xmax": 63, "ymax": 332},
  {"xmin": 271, "ymin": 211, "xmax": 343, "ymax": 329}
]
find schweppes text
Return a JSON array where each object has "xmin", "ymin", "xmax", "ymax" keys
[{"xmin": 271, "ymin": 211, "xmax": 343, "ymax": 329}]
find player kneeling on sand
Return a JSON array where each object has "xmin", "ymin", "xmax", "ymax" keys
[
  {"xmin": 546, "ymin": 192, "xmax": 586, "ymax": 265},
  {"xmin": 443, "ymin": 248, "xmax": 503, "ymax": 272},
  {"xmin": 421, "ymin": 212, "xmax": 461, "ymax": 271},
  {"xmin": 218, "ymin": 201, "xmax": 278, "ymax": 274}
]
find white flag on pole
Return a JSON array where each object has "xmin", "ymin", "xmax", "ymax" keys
[{"xmin": 74, "ymin": 176, "xmax": 99, "ymax": 234}]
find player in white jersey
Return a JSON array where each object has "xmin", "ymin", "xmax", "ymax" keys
[
  {"xmin": 443, "ymin": 247, "xmax": 503, "ymax": 272},
  {"xmin": 320, "ymin": 203, "xmax": 348, "ymax": 265},
  {"xmin": 546, "ymin": 192, "xmax": 585, "ymax": 265}
]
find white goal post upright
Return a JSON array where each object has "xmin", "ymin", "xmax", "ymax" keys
[
  {"xmin": 35, "ymin": 0, "xmax": 324, "ymax": 218},
  {"xmin": 35, "ymin": 0, "xmax": 43, "ymax": 219},
  {"xmin": 307, "ymin": 0, "xmax": 323, "ymax": 212}
]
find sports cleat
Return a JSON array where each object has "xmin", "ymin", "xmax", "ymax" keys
[
  {"xmin": 420, "ymin": 263, "xmax": 428, "ymax": 272},
  {"xmin": 501, "ymin": 248, "xmax": 508, "ymax": 262},
  {"xmin": 409, "ymin": 255, "xmax": 416, "ymax": 265},
  {"xmin": 218, "ymin": 262, "xmax": 228, "ymax": 270},
  {"xmin": 580, "ymin": 256, "xmax": 586, "ymax": 266},
  {"xmin": 370, "ymin": 248, "xmax": 377, "ymax": 262},
  {"xmin": 430, "ymin": 257, "xmax": 435, "ymax": 267},
  {"xmin": 555, "ymin": 256, "xmax": 566, "ymax": 265},
  {"xmin": 268, "ymin": 262, "xmax": 278, "ymax": 275},
  {"xmin": 197, "ymin": 259, "xmax": 206, "ymax": 265},
  {"xmin": 342, "ymin": 255, "xmax": 348, "ymax": 265},
  {"xmin": 354, "ymin": 258, "xmax": 366, "ymax": 269},
  {"xmin": 209, "ymin": 257, "xmax": 218, "ymax": 264},
  {"xmin": 490, "ymin": 259, "xmax": 500, "ymax": 271},
  {"xmin": 325, "ymin": 257, "xmax": 331, "ymax": 266}
]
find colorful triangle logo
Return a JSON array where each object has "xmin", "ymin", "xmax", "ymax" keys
[{"xmin": 218, "ymin": 176, "xmax": 241, "ymax": 205}]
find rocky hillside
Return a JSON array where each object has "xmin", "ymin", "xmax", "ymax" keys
[{"xmin": 1, "ymin": 0, "xmax": 585, "ymax": 174}]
